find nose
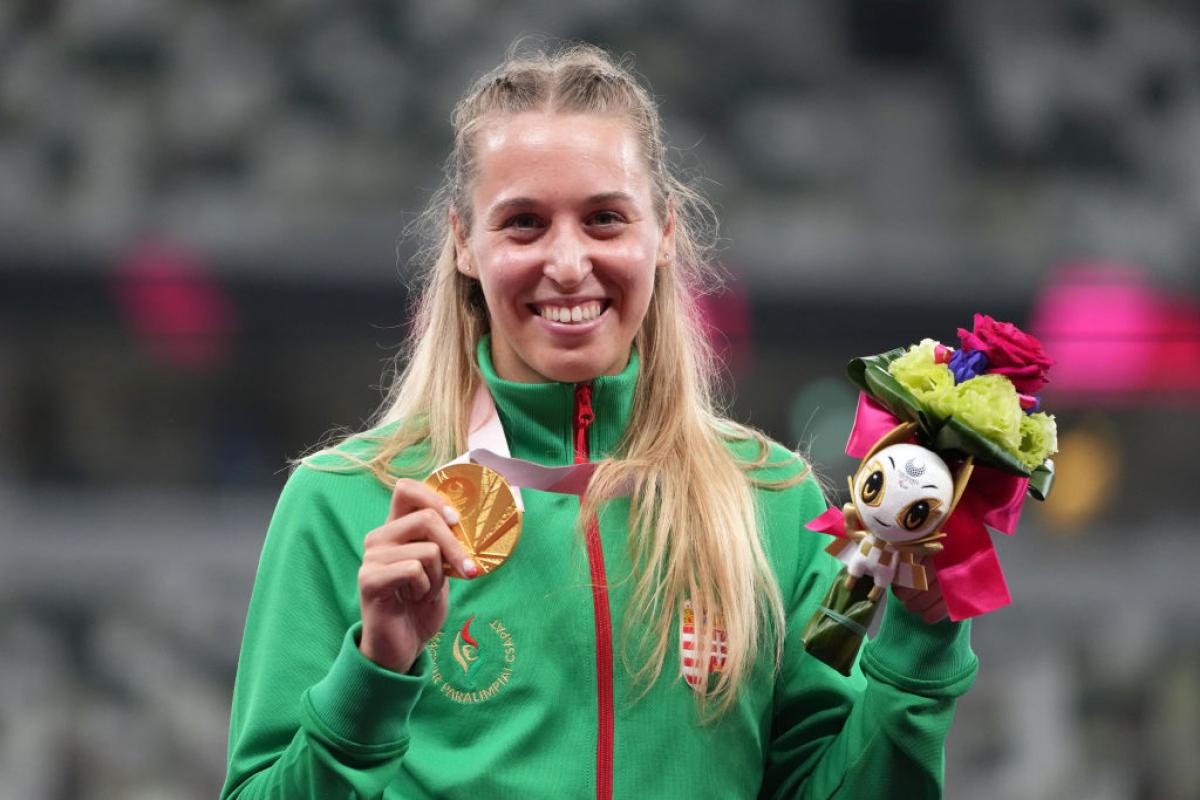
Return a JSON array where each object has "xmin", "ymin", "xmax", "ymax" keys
[{"xmin": 543, "ymin": 224, "xmax": 591, "ymax": 287}]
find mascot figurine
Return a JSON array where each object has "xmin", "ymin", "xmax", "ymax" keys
[{"xmin": 830, "ymin": 424, "xmax": 972, "ymax": 601}]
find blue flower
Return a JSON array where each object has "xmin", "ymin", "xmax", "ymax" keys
[{"xmin": 949, "ymin": 349, "xmax": 989, "ymax": 384}]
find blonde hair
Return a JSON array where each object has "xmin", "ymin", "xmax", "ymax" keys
[{"xmin": 310, "ymin": 41, "xmax": 808, "ymax": 716}]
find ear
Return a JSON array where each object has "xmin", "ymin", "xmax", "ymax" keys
[
  {"xmin": 851, "ymin": 421, "xmax": 916, "ymax": 489},
  {"xmin": 449, "ymin": 208, "xmax": 473, "ymax": 277},
  {"xmin": 861, "ymin": 421, "xmax": 919, "ymax": 463},
  {"xmin": 656, "ymin": 199, "xmax": 677, "ymax": 268},
  {"xmin": 948, "ymin": 455, "xmax": 975, "ymax": 516}
]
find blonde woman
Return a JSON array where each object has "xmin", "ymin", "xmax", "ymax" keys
[{"xmin": 222, "ymin": 42, "xmax": 974, "ymax": 800}]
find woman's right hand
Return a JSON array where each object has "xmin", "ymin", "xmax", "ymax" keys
[{"xmin": 358, "ymin": 478, "xmax": 479, "ymax": 674}]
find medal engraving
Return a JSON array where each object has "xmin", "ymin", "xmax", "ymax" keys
[{"xmin": 425, "ymin": 463, "xmax": 522, "ymax": 577}]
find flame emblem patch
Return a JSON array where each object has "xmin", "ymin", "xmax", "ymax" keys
[
  {"xmin": 451, "ymin": 614, "xmax": 482, "ymax": 677},
  {"xmin": 427, "ymin": 611, "xmax": 517, "ymax": 705}
]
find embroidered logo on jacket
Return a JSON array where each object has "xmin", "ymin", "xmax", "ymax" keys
[
  {"xmin": 680, "ymin": 601, "xmax": 727, "ymax": 687},
  {"xmin": 451, "ymin": 614, "xmax": 484, "ymax": 678},
  {"xmin": 427, "ymin": 613, "xmax": 517, "ymax": 704}
]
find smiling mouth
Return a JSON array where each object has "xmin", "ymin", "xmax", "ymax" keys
[
  {"xmin": 528, "ymin": 299, "xmax": 612, "ymax": 324},
  {"xmin": 872, "ymin": 515, "xmax": 891, "ymax": 528}
]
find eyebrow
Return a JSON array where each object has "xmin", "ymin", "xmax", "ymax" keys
[
  {"xmin": 486, "ymin": 191, "xmax": 637, "ymax": 219},
  {"xmin": 921, "ymin": 484, "xmax": 938, "ymax": 489},
  {"xmin": 584, "ymin": 191, "xmax": 637, "ymax": 207}
]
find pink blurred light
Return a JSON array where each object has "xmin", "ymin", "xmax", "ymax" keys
[
  {"xmin": 694, "ymin": 278, "xmax": 753, "ymax": 374},
  {"xmin": 112, "ymin": 242, "xmax": 237, "ymax": 369},
  {"xmin": 1030, "ymin": 261, "xmax": 1200, "ymax": 404}
]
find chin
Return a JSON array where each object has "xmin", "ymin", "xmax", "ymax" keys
[
  {"xmin": 531, "ymin": 348, "xmax": 618, "ymax": 384},
  {"xmin": 537, "ymin": 360, "xmax": 605, "ymax": 384}
]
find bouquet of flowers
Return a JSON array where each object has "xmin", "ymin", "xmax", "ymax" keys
[{"xmin": 801, "ymin": 314, "xmax": 1058, "ymax": 675}]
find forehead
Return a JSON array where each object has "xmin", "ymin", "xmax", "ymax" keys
[
  {"xmin": 470, "ymin": 112, "xmax": 652, "ymax": 207},
  {"xmin": 868, "ymin": 445, "xmax": 952, "ymax": 486}
]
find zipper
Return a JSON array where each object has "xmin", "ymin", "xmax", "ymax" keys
[{"xmin": 574, "ymin": 382, "xmax": 614, "ymax": 800}]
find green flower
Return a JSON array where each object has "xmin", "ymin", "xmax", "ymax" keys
[
  {"xmin": 1017, "ymin": 412, "xmax": 1058, "ymax": 469},
  {"xmin": 887, "ymin": 339, "xmax": 1052, "ymax": 469},
  {"xmin": 947, "ymin": 374, "xmax": 1024, "ymax": 453},
  {"xmin": 888, "ymin": 339, "xmax": 955, "ymax": 409},
  {"xmin": 924, "ymin": 381, "xmax": 958, "ymax": 422}
]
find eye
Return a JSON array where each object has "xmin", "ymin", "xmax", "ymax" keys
[
  {"xmin": 588, "ymin": 210, "xmax": 626, "ymax": 227},
  {"xmin": 505, "ymin": 213, "xmax": 543, "ymax": 231},
  {"xmin": 858, "ymin": 461, "xmax": 885, "ymax": 507},
  {"xmin": 897, "ymin": 498, "xmax": 943, "ymax": 532}
]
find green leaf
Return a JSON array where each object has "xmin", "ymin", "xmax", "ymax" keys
[
  {"xmin": 1028, "ymin": 460, "xmax": 1055, "ymax": 501},
  {"xmin": 934, "ymin": 416, "xmax": 1031, "ymax": 477},
  {"xmin": 801, "ymin": 569, "xmax": 880, "ymax": 676},
  {"xmin": 847, "ymin": 351, "xmax": 928, "ymax": 431}
]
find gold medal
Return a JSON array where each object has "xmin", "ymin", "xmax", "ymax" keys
[{"xmin": 424, "ymin": 462, "xmax": 522, "ymax": 578}]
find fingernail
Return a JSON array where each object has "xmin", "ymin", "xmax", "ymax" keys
[
  {"xmin": 462, "ymin": 558, "xmax": 478, "ymax": 578},
  {"xmin": 443, "ymin": 505, "xmax": 460, "ymax": 525}
]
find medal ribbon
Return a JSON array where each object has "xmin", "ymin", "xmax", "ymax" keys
[{"xmin": 436, "ymin": 383, "xmax": 607, "ymax": 511}]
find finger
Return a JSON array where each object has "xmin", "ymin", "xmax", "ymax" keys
[
  {"xmin": 388, "ymin": 477, "xmax": 461, "ymax": 527},
  {"xmin": 366, "ymin": 508, "xmax": 477, "ymax": 578},
  {"xmin": 358, "ymin": 560, "xmax": 431, "ymax": 604},
  {"xmin": 362, "ymin": 540, "xmax": 440, "ymax": 566},
  {"xmin": 921, "ymin": 599, "xmax": 949, "ymax": 624},
  {"xmin": 893, "ymin": 586, "xmax": 933, "ymax": 605},
  {"xmin": 417, "ymin": 576, "xmax": 451, "ymax": 610},
  {"xmin": 906, "ymin": 590, "xmax": 942, "ymax": 613},
  {"xmin": 362, "ymin": 542, "xmax": 446, "ymax": 600},
  {"xmin": 893, "ymin": 583, "xmax": 942, "ymax": 614}
]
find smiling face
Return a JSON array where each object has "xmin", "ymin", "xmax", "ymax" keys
[
  {"xmin": 452, "ymin": 112, "xmax": 673, "ymax": 384},
  {"xmin": 852, "ymin": 443, "xmax": 955, "ymax": 542}
]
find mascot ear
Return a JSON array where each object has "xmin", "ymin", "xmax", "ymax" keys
[
  {"xmin": 948, "ymin": 455, "xmax": 975, "ymax": 516},
  {"xmin": 861, "ymin": 421, "xmax": 919, "ymax": 462}
]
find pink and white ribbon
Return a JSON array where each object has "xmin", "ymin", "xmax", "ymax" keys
[{"xmin": 436, "ymin": 384, "xmax": 602, "ymax": 511}]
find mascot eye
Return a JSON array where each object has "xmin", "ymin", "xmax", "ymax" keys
[
  {"xmin": 859, "ymin": 462, "xmax": 885, "ymax": 507},
  {"xmin": 898, "ymin": 498, "xmax": 943, "ymax": 532}
]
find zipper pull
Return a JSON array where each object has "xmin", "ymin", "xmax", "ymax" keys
[{"xmin": 574, "ymin": 383, "xmax": 595, "ymax": 462}]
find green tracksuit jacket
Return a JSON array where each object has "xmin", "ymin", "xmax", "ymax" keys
[{"xmin": 221, "ymin": 334, "xmax": 978, "ymax": 799}]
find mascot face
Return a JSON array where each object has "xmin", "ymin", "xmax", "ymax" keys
[{"xmin": 852, "ymin": 443, "xmax": 954, "ymax": 542}]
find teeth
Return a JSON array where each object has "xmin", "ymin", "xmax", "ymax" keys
[{"xmin": 537, "ymin": 301, "xmax": 604, "ymax": 324}]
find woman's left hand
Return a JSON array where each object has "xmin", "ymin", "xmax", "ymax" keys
[{"xmin": 893, "ymin": 578, "xmax": 949, "ymax": 624}]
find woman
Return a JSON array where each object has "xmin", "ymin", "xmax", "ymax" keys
[{"xmin": 221, "ymin": 43, "xmax": 975, "ymax": 799}]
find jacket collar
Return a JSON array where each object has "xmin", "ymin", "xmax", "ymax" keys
[{"xmin": 475, "ymin": 333, "xmax": 639, "ymax": 465}]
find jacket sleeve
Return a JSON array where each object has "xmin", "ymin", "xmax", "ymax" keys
[
  {"xmin": 762, "ymin": 478, "xmax": 979, "ymax": 800},
  {"xmin": 221, "ymin": 466, "xmax": 429, "ymax": 800}
]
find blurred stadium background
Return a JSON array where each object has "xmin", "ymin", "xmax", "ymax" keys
[{"xmin": 2, "ymin": 1, "xmax": 1199, "ymax": 798}]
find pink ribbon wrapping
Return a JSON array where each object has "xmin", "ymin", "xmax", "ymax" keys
[{"xmin": 809, "ymin": 392, "xmax": 1029, "ymax": 621}]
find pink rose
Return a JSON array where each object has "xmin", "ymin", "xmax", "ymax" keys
[{"xmin": 957, "ymin": 313, "xmax": 1055, "ymax": 394}]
